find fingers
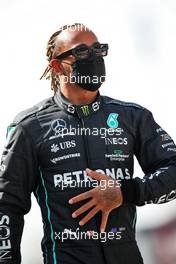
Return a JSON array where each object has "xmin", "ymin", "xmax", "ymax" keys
[
  {"xmin": 86, "ymin": 168, "xmax": 107, "ymax": 181},
  {"xmin": 100, "ymin": 212, "xmax": 109, "ymax": 232},
  {"xmin": 69, "ymin": 190, "xmax": 92, "ymax": 204},
  {"xmin": 72, "ymin": 199, "xmax": 96, "ymax": 218},
  {"xmin": 79, "ymin": 206, "xmax": 99, "ymax": 226}
]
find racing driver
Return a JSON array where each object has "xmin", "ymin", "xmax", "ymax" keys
[{"xmin": 0, "ymin": 23, "xmax": 176, "ymax": 264}]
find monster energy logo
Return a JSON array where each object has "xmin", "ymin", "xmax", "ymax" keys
[{"xmin": 80, "ymin": 105, "xmax": 89, "ymax": 116}]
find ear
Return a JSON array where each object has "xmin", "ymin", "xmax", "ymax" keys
[{"xmin": 50, "ymin": 59, "xmax": 63, "ymax": 74}]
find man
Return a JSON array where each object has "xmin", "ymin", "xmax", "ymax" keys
[{"xmin": 0, "ymin": 23, "xmax": 176, "ymax": 264}]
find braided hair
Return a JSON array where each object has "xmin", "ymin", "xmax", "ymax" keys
[{"xmin": 40, "ymin": 23, "xmax": 87, "ymax": 93}]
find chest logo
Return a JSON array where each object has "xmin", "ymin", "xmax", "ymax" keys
[
  {"xmin": 107, "ymin": 113, "xmax": 119, "ymax": 128},
  {"xmin": 51, "ymin": 119, "xmax": 66, "ymax": 136}
]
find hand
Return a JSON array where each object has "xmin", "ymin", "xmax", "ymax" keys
[{"xmin": 68, "ymin": 168, "xmax": 123, "ymax": 232}]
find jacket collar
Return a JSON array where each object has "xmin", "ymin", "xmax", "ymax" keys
[{"xmin": 54, "ymin": 89, "xmax": 102, "ymax": 118}]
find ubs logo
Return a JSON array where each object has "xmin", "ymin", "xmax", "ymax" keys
[{"xmin": 51, "ymin": 140, "xmax": 76, "ymax": 153}]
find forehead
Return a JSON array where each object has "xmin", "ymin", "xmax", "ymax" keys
[{"xmin": 54, "ymin": 28, "xmax": 98, "ymax": 55}]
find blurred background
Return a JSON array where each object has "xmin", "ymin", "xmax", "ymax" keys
[{"xmin": 0, "ymin": 0, "xmax": 176, "ymax": 263}]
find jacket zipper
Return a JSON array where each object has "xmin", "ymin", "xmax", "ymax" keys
[
  {"xmin": 80, "ymin": 118, "xmax": 90, "ymax": 168},
  {"xmin": 80, "ymin": 117, "xmax": 107, "ymax": 264}
]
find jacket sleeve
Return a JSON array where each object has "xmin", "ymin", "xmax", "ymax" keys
[
  {"xmin": 0, "ymin": 124, "xmax": 38, "ymax": 263},
  {"xmin": 122, "ymin": 108, "xmax": 176, "ymax": 206}
]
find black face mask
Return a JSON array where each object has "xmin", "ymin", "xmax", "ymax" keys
[{"xmin": 70, "ymin": 55, "xmax": 106, "ymax": 91}]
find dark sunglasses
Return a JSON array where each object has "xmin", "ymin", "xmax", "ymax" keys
[{"xmin": 55, "ymin": 42, "xmax": 109, "ymax": 60}]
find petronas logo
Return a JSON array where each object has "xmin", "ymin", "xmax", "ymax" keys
[
  {"xmin": 107, "ymin": 113, "xmax": 119, "ymax": 128},
  {"xmin": 81, "ymin": 105, "xmax": 89, "ymax": 116}
]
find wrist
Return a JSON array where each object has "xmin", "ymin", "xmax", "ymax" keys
[{"xmin": 121, "ymin": 179, "xmax": 137, "ymax": 204}]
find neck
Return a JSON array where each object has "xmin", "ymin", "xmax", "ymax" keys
[{"xmin": 59, "ymin": 84, "xmax": 98, "ymax": 105}]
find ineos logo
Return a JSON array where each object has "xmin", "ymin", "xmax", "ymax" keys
[
  {"xmin": 0, "ymin": 226, "xmax": 10, "ymax": 240},
  {"xmin": 51, "ymin": 119, "xmax": 66, "ymax": 136}
]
